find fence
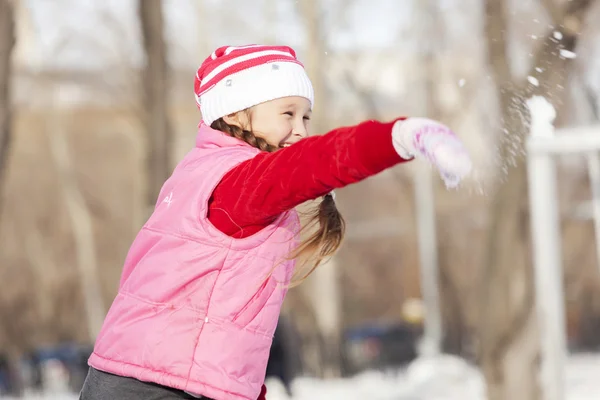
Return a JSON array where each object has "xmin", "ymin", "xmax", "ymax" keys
[{"xmin": 526, "ymin": 96, "xmax": 600, "ymax": 400}]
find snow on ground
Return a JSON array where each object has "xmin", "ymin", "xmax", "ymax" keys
[
  {"xmin": 267, "ymin": 353, "xmax": 600, "ymax": 400},
  {"xmin": 4, "ymin": 353, "xmax": 600, "ymax": 400}
]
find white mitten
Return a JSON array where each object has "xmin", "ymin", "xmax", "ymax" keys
[{"xmin": 392, "ymin": 118, "xmax": 472, "ymax": 188}]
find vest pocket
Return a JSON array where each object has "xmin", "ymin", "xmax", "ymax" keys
[{"xmin": 232, "ymin": 277, "xmax": 278, "ymax": 329}]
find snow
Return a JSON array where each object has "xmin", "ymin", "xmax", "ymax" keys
[
  {"xmin": 270, "ymin": 353, "xmax": 600, "ymax": 400},
  {"xmin": 5, "ymin": 353, "xmax": 600, "ymax": 400},
  {"xmin": 527, "ymin": 96, "xmax": 557, "ymax": 138},
  {"xmin": 559, "ymin": 49, "xmax": 577, "ymax": 59},
  {"xmin": 527, "ymin": 76, "xmax": 540, "ymax": 87}
]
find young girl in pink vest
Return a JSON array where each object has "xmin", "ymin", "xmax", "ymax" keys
[{"xmin": 80, "ymin": 44, "xmax": 471, "ymax": 400}]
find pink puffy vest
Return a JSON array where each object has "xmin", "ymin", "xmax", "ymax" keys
[{"xmin": 88, "ymin": 123, "xmax": 299, "ymax": 400}]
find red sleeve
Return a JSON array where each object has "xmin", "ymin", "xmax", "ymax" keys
[{"xmin": 208, "ymin": 118, "xmax": 411, "ymax": 238}]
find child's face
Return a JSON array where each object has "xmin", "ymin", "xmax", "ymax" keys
[{"xmin": 225, "ymin": 96, "xmax": 312, "ymax": 148}]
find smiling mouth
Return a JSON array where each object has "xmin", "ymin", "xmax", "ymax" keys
[{"xmin": 279, "ymin": 143, "xmax": 291, "ymax": 148}]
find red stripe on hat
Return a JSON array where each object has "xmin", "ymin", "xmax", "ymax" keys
[
  {"xmin": 194, "ymin": 45, "xmax": 302, "ymax": 97},
  {"xmin": 199, "ymin": 46, "xmax": 279, "ymax": 75},
  {"xmin": 198, "ymin": 46, "xmax": 298, "ymax": 84},
  {"xmin": 199, "ymin": 49, "xmax": 299, "ymax": 84},
  {"xmin": 197, "ymin": 57, "xmax": 302, "ymax": 96}
]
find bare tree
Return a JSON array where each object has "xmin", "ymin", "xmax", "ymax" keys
[
  {"xmin": 478, "ymin": 1, "xmax": 596, "ymax": 399},
  {"xmin": 0, "ymin": 4, "xmax": 23, "ymax": 390},
  {"xmin": 0, "ymin": 0, "xmax": 15, "ymax": 210},
  {"xmin": 296, "ymin": 0, "xmax": 344, "ymax": 379},
  {"xmin": 298, "ymin": 0, "xmax": 326, "ymax": 131},
  {"xmin": 139, "ymin": 0, "xmax": 173, "ymax": 210},
  {"xmin": 47, "ymin": 83, "xmax": 106, "ymax": 343}
]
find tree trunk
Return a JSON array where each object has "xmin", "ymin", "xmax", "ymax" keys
[
  {"xmin": 48, "ymin": 85, "xmax": 106, "ymax": 343},
  {"xmin": 298, "ymin": 0, "xmax": 326, "ymax": 130},
  {"xmin": 0, "ymin": 5, "xmax": 22, "ymax": 392},
  {"xmin": 479, "ymin": 1, "xmax": 595, "ymax": 399},
  {"xmin": 297, "ymin": 0, "xmax": 343, "ymax": 379},
  {"xmin": 0, "ymin": 0, "xmax": 15, "ymax": 211},
  {"xmin": 139, "ymin": 0, "xmax": 172, "ymax": 209}
]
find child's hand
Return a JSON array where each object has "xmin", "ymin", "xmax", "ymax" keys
[{"xmin": 392, "ymin": 118, "xmax": 472, "ymax": 188}]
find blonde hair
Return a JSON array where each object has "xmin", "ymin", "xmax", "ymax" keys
[{"xmin": 211, "ymin": 116, "xmax": 345, "ymax": 286}]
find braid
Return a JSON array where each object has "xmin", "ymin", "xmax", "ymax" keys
[
  {"xmin": 210, "ymin": 115, "xmax": 346, "ymax": 286},
  {"xmin": 211, "ymin": 118, "xmax": 278, "ymax": 153}
]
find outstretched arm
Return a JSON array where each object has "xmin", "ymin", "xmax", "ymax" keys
[
  {"xmin": 208, "ymin": 118, "xmax": 409, "ymax": 237},
  {"xmin": 208, "ymin": 117, "xmax": 472, "ymax": 238}
]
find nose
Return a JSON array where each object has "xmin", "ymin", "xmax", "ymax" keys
[{"xmin": 292, "ymin": 121, "xmax": 308, "ymax": 139}]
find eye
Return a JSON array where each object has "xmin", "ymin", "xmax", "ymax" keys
[
  {"xmin": 283, "ymin": 111, "xmax": 293, "ymax": 117},
  {"xmin": 303, "ymin": 116, "xmax": 311, "ymax": 121}
]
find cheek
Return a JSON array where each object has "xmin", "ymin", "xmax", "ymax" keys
[
  {"xmin": 274, "ymin": 120, "xmax": 293, "ymax": 139},
  {"xmin": 254, "ymin": 119, "xmax": 291, "ymax": 144}
]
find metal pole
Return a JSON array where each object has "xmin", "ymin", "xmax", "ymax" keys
[
  {"xmin": 526, "ymin": 97, "xmax": 566, "ymax": 400},
  {"xmin": 411, "ymin": 0, "xmax": 444, "ymax": 358},
  {"xmin": 527, "ymin": 125, "xmax": 600, "ymax": 153},
  {"xmin": 311, "ymin": 257, "xmax": 341, "ymax": 378},
  {"xmin": 413, "ymin": 166, "xmax": 442, "ymax": 356}
]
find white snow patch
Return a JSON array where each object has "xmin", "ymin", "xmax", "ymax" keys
[
  {"xmin": 527, "ymin": 96, "xmax": 556, "ymax": 139},
  {"xmin": 559, "ymin": 49, "xmax": 577, "ymax": 59},
  {"xmin": 8, "ymin": 354, "xmax": 600, "ymax": 400},
  {"xmin": 268, "ymin": 353, "xmax": 600, "ymax": 400},
  {"xmin": 527, "ymin": 76, "xmax": 540, "ymax": 86}
]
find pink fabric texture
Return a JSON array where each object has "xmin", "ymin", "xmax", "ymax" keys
[{"xmin": 89, "ymin": 123, "xmax": 299, "ymax": 400}]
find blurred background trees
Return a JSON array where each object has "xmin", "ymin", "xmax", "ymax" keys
[{"xmin": 1, "ymin": 0, "xmax": 600, "ymax": 399}]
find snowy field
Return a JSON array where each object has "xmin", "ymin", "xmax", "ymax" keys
[{"xmin": 4, "ymin": 353, "xmax": 600, "ymax": 400}]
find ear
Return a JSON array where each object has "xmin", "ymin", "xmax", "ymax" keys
[
  {"xmin": 223, "ymin": 113, "xmax": 241, "ymax": 127},
  {"xmin": 223, "ymin": 111, "xmax": 252, "ymax": 130}
]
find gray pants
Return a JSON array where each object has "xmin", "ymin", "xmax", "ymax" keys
[{"xmin": 79, "ymin": 367, "xmax": 211, "ymax": 400}]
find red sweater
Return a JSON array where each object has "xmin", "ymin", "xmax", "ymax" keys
[
  {"xmin": 208, "ymin": 118, "xmax": 410, "ymax": 239},
  {"xmin": 207, "ymin": 118, "xmax": 409, "ymax": 400}
]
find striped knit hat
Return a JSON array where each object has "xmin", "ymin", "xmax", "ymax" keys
[{"xmin": 194, "ymin": 45, "xmax": 314, "ymax": 126}]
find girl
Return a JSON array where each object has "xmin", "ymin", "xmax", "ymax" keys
[{"xmin": 80, "ymin": 44, "xmax": 471, "ymax": 400}]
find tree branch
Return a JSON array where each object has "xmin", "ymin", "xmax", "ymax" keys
[
  {"xmin": 538, "ymin": 0, "xmax": 562, "ymax": 26},
  {"xmin": 525, "ymin": 0, "xmax": 594, "ymax": 103}
]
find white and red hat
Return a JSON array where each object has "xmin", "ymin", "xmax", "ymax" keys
[{"xmin": 194, "ymin": 45, "xmax": 314, "ymax": 126}]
